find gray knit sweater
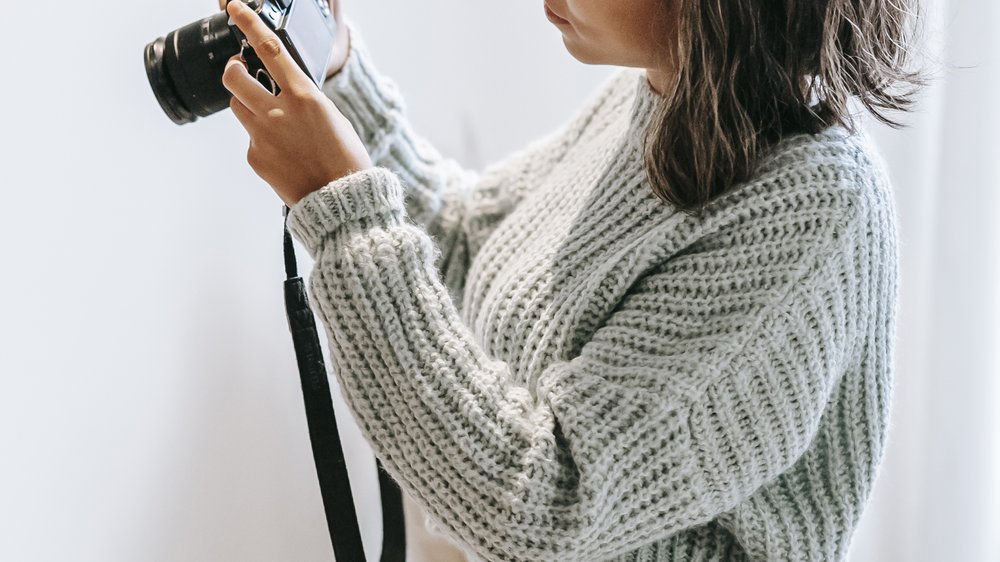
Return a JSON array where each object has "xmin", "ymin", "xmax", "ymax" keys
[{"xmin": 286, "ymin": 21, "xmax": 899, "ymax": 562}]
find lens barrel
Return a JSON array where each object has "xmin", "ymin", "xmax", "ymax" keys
[{"xmin": 144, "ymin": 12, "xmax": 243, "ymax": 125}]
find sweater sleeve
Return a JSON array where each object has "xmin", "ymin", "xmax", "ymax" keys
[
  {"xmin": 285, "ymin": 166, "xmax": 863, "ymax": 561},
  {"xmin": 320, "ymin": 19, "xmax": 620, "ymax": 301}
]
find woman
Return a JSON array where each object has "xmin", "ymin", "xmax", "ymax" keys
[{"xmin": 220, "ymin": 0, "xmax": 921, "ymax": 559}]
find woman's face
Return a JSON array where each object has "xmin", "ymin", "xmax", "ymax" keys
[{"xmin": 543, "ymin": 0, "xmax": 674, "ymax": 79}]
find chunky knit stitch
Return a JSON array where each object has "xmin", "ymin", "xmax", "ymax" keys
[{"xmin": 285, "ymin": 20, "xmax": 899, "ymax": 562}]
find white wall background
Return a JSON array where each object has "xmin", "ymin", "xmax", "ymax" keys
[{"xmin": 0, "ymin": 1, "xmax": 996, "ymax": 561}]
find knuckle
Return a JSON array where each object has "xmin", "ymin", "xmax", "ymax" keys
[
  {"xmin": 247, "ymin": 147, "xmax": 261, "ymax": 169},
  {"xmin": 287, "ymin": 86, "xmax": 315, "ymax": 102},
  {"xmin": 222, "ymin": 62, "xmax": 242, "ymax": 87},
  {"xmin": 258, "ymin": 37, "xmax": 283, "ymax": 59},
  {"xmin": 222, "ymin": 66, "xmax": 235, "ymax": 87},
  {"xmin": 288, "ymin": 85, "xmax": 324, "ymax": 105}
]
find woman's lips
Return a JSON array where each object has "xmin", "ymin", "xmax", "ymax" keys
[{"xmin": 544, "ymin": 4, "xmax": 569, "ymax": 25}]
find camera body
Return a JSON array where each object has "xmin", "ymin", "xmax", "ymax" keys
[{"xmin": 144, "ymin": 0, "xmax": 338, "ymax": 125}]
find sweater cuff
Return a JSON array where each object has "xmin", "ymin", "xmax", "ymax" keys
[
  {"xmin": 321, "ymin": 18, "xmax": 404, "ymax": 159},
  {"xmin": 286, "ymin": 167, "xmax": 407, "ymax": 258}
]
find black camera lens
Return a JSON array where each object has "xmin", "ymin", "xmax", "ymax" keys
[{"xmin": 144, "ymin": 12, "xmax": 243, "ymax": 125}]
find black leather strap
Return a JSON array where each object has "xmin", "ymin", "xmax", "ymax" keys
[{"xmin": 282, "ymin": 205, "xmax": 406, "ymax": 561}]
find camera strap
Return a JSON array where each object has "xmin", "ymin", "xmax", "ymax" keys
[{"xmin": 281, "ymin": 205, "xmax": 407, "ymax": 562}]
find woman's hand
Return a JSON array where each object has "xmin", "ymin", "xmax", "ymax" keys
[
  {"xmin": 221, "ymin": 0, "xmax": 372, "ymax": 207},
  {"xmin": 217, "ymin": 0, "xmax": 350, "ymax": 81}
]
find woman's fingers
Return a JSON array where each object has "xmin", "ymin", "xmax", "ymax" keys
[
  {"xmin": 222, "ymin": 56, "xmax": 276, "ymax": 115},
  {"xmin": 226, "ymin": 0, "xmax": 313, "ymax": 95},
  {"xmin": 229, "ymin": 95, "xmax": 259, "ymax": 133}
]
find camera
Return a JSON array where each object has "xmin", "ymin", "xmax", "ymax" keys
[{"xmin": 144, "ymin": 0, "xmax": 338, "ymax": 125}]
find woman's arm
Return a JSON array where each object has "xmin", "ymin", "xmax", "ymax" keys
[
  {"xmin": 285, "ymin": 162, "xmax": 875, "ymax": 561},
  {"xmin": 319, "ymin": 20, "xmax": 622, "ymax": 298}
]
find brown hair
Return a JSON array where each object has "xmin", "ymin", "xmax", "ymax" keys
[{"xmin": 644, "ymin": 0, "xmax": 925, "ymax": 214}]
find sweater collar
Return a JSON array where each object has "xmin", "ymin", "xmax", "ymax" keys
[{"xmin": 624, "ymin": 70, "xmax": 668, "ymax": 152}]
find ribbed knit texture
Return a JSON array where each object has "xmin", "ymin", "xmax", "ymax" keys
[{"xmin": 285, "ymin": 20, "xmax": 899, "ymax": 562}]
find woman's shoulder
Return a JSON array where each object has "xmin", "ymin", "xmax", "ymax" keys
[
  {"xmin": 761, "ymin": 125, "xmax": 891, "ymax": 184},
  {"xmin": 702, "ymin": 124, "xmax": 896, "ymax": 229},
  {"xmin": 656, "ymin": 124, "xmax": 899, "ymax": 279}
]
